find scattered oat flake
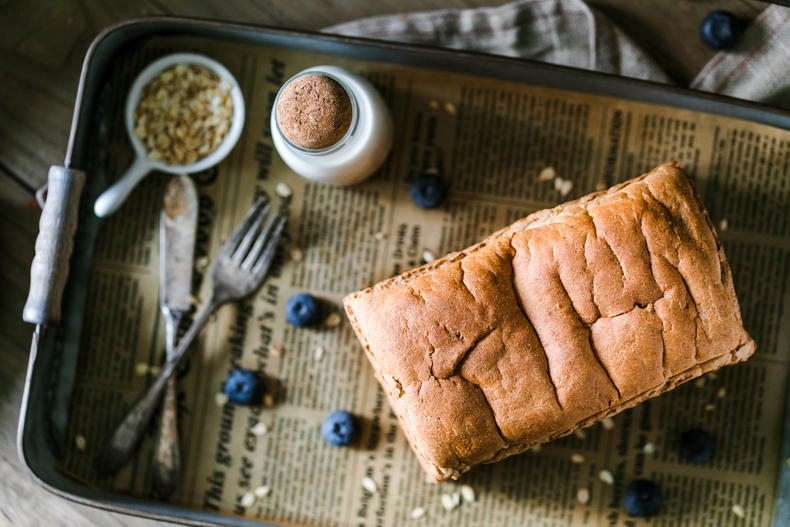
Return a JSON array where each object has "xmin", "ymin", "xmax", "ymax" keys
[
  {"xmin": 732, "ymin": 504, "xmax": 745, "ymax": 518},
  {"xmin": 410, "ymin": 506, "xmax": 426, "ymax": 519},
  {"xmin": 577, "ymin": 488, "xmax": 590, "ymax": 504},
  {"xmin": 429, "ymin": 100, "xmax": 440, "ymax": 110},
  {"xmin": 719, "ymin": 218, "xmax": 729, "ymax": 231},
  {"xmin": 275, "ymin": 182, "xmax": 292, "ymax": 198},
  {"xmin": 460, "ymin": 485, "xmax": 475, "ymax": 503},
  {"xmin": 708, "ymin": 372, "xmax": 719, "ymax": 380},
  {"xmin": 251, "ymin": 422, "xmax": 269, "ymax": 436},
  {"xmin": 571, "ymin": 453, "xmax": 585, "ymax": 464},
  {"xmin": 314, "ymin": 346, "xmax": 326, "ymax": 361},
  {"xmin": 601, "ymin": 417, "xmax": 615, "ymax": 430},
  {"xmin": 554, "ymin": 177, "xmax": 574, "ymax": 196},
  {"xmin": 240, "ymin": 492, "xmax": 256, "ymax": 508},
  {"xmin": 717, "ymin": 387, "xmax": 727, "ymax": 398},
  {"xmin": 263, "ymin": 394, "xmax": 275, "ymax": 407},
  {"xmin": 325, "ymin": 313, "xmax": 342, "ymax": 327},
  {"xmin": 441, "ymin": 494, "xmax": 456, "ymax": 511},
  {"xmin": 195, "ymin": 256, "xmax": 209, "ymax": 270},
  {"xmin": 289, "ymin": 247, "xmax": 303, "ymax": 262},
  {"xmin": 374, "ymin": 231, "xmax": 386, "ymax": 240},
  {"xmin": 643, "ymin": 443, "xmax": 656, "ymax": 455},
  {"xmin": 599, "ymin": 470, "xmax": 614, "ymax": 485},
  {"xmin": 362, "ymin": 477, "xmax": 378, "ymax": 493},
  {"xmin": 254, "ymin": 485, "xmax": 271, "ymax": 498},
  {"xmin": 704, "ymin": 403, "xmax": 716, "ymax": 412},
  {"xmin": 695, "ymin": 377, "xmax": 706, "ymax": 388},
  {"xmin": 75, "ymin": 434, "xmax": 87, "ymax": 451},
  {"xmin": 135, "ymin": 363, "xmax": 150, "ymax": 375},
  {"xmin": 422, "ymin": 249, "xmax": 437, "ymax": 263},
  {"xmin": 574, "ymin": 429, "xmax": 587, "ymax": 440},
  {"xmin": 444, "ymin": 102, "xmax": 457, "ymax": 115},
  {"xmin": 269, "ymin": 344, "xmax": 284, "ymax": 357},
  {"xmin": 595, "ymin": 181, "xmax": 607, "ymax": 191},
  {"xmin": 530, "ymin": 444, "xmax": 542, "ymax": 453},
  {"xmin": 215, "ymin": 392, "xmax": 229, "ymax": 406},
  {"xmin": 538, "ymin": 167, "xmax": 556, "ymax": 181}
]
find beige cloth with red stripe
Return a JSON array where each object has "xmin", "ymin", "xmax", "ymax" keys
[{"xmin": 324, "ymin": 0, "xmax": 790, "ymax": 110}]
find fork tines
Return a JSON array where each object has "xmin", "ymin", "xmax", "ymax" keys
[{"xmin": 225, "ymin": 197, "xmax": 288, "ymax": 275}]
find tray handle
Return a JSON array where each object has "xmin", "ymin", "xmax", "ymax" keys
[{"xmin": 23, "ymin": 166, "xmax": 86, "ymax": 325}]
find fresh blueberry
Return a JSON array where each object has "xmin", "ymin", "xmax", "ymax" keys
[
  {"xmin": 410, "ymin": 174, "xmax": 447, "ymax": 209},
  {"xmin": 224, "ymin": 368, "xmax": 262, "ymax": 405},
  {"xmin": 700, "ymin": 11, "xmax": 741, "ymax": 50},
  {"xmin": 322, "ymin": 410, "xmax": 357, "ymax": 446},
  {"xmin": 679, "ymin": 428, "xmax": 715, "ymax": 463},
  {"xmin": 285, "ymin": 292, "xmax": 321, "ymax": 327},
  {"xmin": 624, "ymin": 479, "xmax": 662, "ymax": 518}
]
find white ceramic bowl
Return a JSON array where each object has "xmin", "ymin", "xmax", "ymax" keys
[{"xmin": 94, "ymin": 53, "xmax": 245, "ymax": 217}]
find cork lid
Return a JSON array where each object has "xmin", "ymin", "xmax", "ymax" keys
[{"xmin": 275, "ymin": 73, "xmax": 353, "ymax": 150}]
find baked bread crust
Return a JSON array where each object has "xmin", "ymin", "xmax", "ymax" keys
[{"xmin": 344, "ymin": 162, "xmax": 755, "ymax": 481}]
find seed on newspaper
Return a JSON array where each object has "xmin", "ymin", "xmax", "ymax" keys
[
  {"xmin": 577, "ymin": 488, "xmax": 590, "ymax": 504},
  {"xmin": 289, "ymin": 247, "xmax": 303, "ymax": 262},
  {"xmin": 444, "ymin": 102, "xmax": 457, "ymax": 115},
  {"xmin": 362, "ymin": 477, "xmax": 378, "ymax": 493},
  {"xmin": 460, "ymin": 485, "xmax": 476, "ymax": 503},
  {"xmin": 135, "ymin": 363, "xmax": 150, "ymax": 375},
  {"xmin": 732, "ymin": 504, "xmax": 745, "ymax": 518},
  {"xmin": 719, "ymin": 218, "xmax": 729, "ymax": 231},
  {"xmin": 599, "ymin": 470, "xmax": 615, "ymax": 485},
  {"xmin": 215, "ymin": 392, "xmax": 229, "ymax": 406},
  {"xmin": 529, "ymin": 444, "xmax": 542, "ymax": 453},
  {"xmin": 643, "ymin": 443, "xmax": 656, "ymax": 455},
  {"xmin": 695, "ymin": 377, "xmax": 706, "ymax": 388},
  {"xmin": 571, "ymin": 453, "xmax": 585, "ymax": 464},
  {"xmin": 422, "ymin": 249, "xmax": 437, "ymax": 263},
  {"xmin": 251, "ymin": 422, "xmax": 269, "ymax": 436},
  {"xmin": 410, "ymin": 506, "xmax": 426, "ymax": 519},
  {"xmin": 574, "ymin": 429, "xmax": 587, "ymax": 440},
  {"xmin": 538, "ymin": 167, "xmax": 556, "ymax": 181},
  {"xmin": 704, "ymin": 403, "xmax": 716, "ymax": 412},
  {"xmin": 254, "ymin": 485, "xmax": 271, "ymax": 498},
  {"xmin": 240, "ymin": 492, "xmax": 256, "ymax": 508},
  {"xmin": 275, "ymin": 182, "xmax": 292, "ymax": 199},
  {"xmin": 314, "ymin": 346, "xmax": 326, "ymax": 361},
  {"xmin": 374, "ymin": 231, "xmax": 386, "ymax": 240},
  {"xmin": 601, "ymin": 417, "xmax": 615, "ymax": 430},
  {"xmin": 325, "ymin": 313, "xmax": 342, "ymax": 327},
  {"xmin": 429, "ymin": 100, "xmax": 440, "ymax": 110},
  {"xmin": 75, "ymin": 434, "xmax": 87, "ymax": 451},
  {"xmin": 269, "ymin": 344, "xmax": 284, "ymax": 357},
  {"xmin": 717, "ymin": 387, "xmax": 726, "ymax": 398}
]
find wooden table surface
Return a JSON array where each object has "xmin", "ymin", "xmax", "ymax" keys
[{"xmin": 0, "ymin": 0, "xmax": 766, "ymax": 525}]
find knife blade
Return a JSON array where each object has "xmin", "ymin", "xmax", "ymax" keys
[{"xmin": 152, "ymin": 174, "xmax": 198, "ymax": 497}]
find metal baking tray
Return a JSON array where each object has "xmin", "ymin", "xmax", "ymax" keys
[{"xmin": 17, "ymin": 16, "xmax": 790, "ymax": 527}]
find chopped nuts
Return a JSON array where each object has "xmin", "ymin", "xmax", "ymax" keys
[
  {"xmin": 135, "ymin": 363, "xmax": 150, "ymax": 375},
  {"xmin": 719, "ymin": 218, "xmax": 729, "ymax": 231},
  {"xmin": 732, "ymin": 504, "xmax": 745, "ymax": 518},
  {"xmin": 425, "ymin": 474, "xmax": 437, "ymax": 484},
  {"xmin": 460, "ymin": 485, "xmax": 475, "ymax": 503},
  {"xmin": 529, "ymin": 444, "xmax": 542, "ymax": 453},
  {"xmin": 704, "ymin": 403, "xmax": 716, "ymax": 412},
  {"xmin": 289, "ymin": 247, "xmax": 303, "ymax": 262},
  {"xmin": 695, "ymin": 377, "xmax": 706, "ymax": 388},
  {"xmin": 601, "ymin": 417, "xmax": 615, "ymax": 430},
  {"xmin": 263, "ymin": 394, "xmax": 275, "ymax": 407},
  {"xmin": 254, "ymin": 485, "xmax": 271, "ymax": 498},
  {"xmin": 240, "ymin": 492, "xmax": 256, "ymax": 507},
  {"xmin": 599, "ymin": 470, "xmax": 614, "ymax": 485},
  {"xmin": 362, "ymin": 477, "xmax": 378, "ymax": 493},
  {"xmin": 374, "ymin": 231, "xmax": 386, "ymax": 240},
  {"xmin": 314, "ymin": 346, "xmax": 326, "ymax": 361},
  {"xmin": 643, "ymin": 443, "xmax": 656, "ymax": 455},
  {"xmin": 422, "ymin": 249, "xmax": 437, "ymax": 263},
  {"xmin": 595, "ymin": 181, "xmax": 607, "ymax": 191},
  {"xmin": 717, "ymin": 387, "xmax": 727, "ymax": 398},
  {"xmin": 325, "ymin": 313, "xmax": 342, "ymax": 327},
  {"xmin": 75, "ymin": 434, "xmax": 87, "ymax": 451},
  {"xmin": 577, "ymin": 488, "xmax": 590, "ymax": 504},
  {"xmin": 275, "ymin": 182, "xmax": 292, "ymax": 199},
  {"xmin": 410, "ymin": 506, "xmax": 426, "ymax": 519},
  {"xmin": 574, "ymin": 429, "xmax": 587, "ymax": 440},
  {"xmin": 441, "ymin": 493, "xmax": 460, "ymax": 511},
  {"xmin": 251, "ymin": 422, "xmax": 269, "ymax": 436},
  {"xmin": 134, "ymin": 64, "xmax": 233, "ymax": 166},
  {"xmin": 444, "ymin": 102, "xmax": 457, "ymax": 115},
  {"xmin": 538, "ymin": 167, "xmax": 556, "ymax": 181},
  {"xmin": 554, "ymin": 177, "xmax": 574, "ymax": 196},
  {"xmin": 429, "ymin": 100, "xmax": 440, "ymax": 110},
  {"xmin": 215, "ymin": 392, "xmax": 229, "ymax": 406},
  {"xmin": 571, "ymin": 453, "xmax": 585, "ymax": 464},
  {"xmin": 269, "ymin": 344, "xmax": 284, "ymax": 357}
]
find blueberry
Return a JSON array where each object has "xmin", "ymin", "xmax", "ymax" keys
[
  {"xmin": 679, "ymin": 428, "xmax": 715, "ymax": 463},
  {"xmin": 700, "ymin": 11, "xmax": 741, "ymax": 50},
  {"xmin": 410, "ymin": 174, "xmax": 447, "ymax": 209},
  {"xmin": 322, "ymin": 410, "xmax": 356, "ymax": 446},
  {"xmin": 224, "ymin": 368, "xmax": 262, "ymax": 405},
  {"xmin": 624, "ymin": 479, "xmax": 662, "ymax": 518},
  {"xmin": 285, "ymin": 292, "xmax": 321, "ymax": 327}
]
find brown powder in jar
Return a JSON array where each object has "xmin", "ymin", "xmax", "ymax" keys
[{"xmin": 276, "ymin": 74, "xmax": 352, "ymax": 150}]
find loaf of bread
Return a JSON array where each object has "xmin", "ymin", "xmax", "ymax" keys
[{"xmin": 344, "ymin": 162, "xmax": 754, "ymax": 481}]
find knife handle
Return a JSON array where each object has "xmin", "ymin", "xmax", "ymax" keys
[{"xmin": 23, "ymin": 166, "xmax": 86, "ymax": 325}]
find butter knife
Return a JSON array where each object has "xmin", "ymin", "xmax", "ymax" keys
[{"xmin": 152, "ymin": 175, "xmax": 198, "ymax": 498}]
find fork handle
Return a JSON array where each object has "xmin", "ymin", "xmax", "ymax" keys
[{"xmin": 97, "ymin": 300, "xmax": 220, "ymax": 476}]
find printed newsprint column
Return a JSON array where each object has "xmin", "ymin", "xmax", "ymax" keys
[{"xmin": 57, "ymin": 35, "xmax": 789, "ymax": 526}]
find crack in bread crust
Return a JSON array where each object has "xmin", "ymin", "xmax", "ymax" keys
[{"xmin": 344, "ymin": 162, "xmax": 755, "ymax": 481}]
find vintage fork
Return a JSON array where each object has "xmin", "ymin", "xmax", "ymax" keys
[{"xmin": 97, "ymin": 197, "xmax": 288, "ymax": 476}]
